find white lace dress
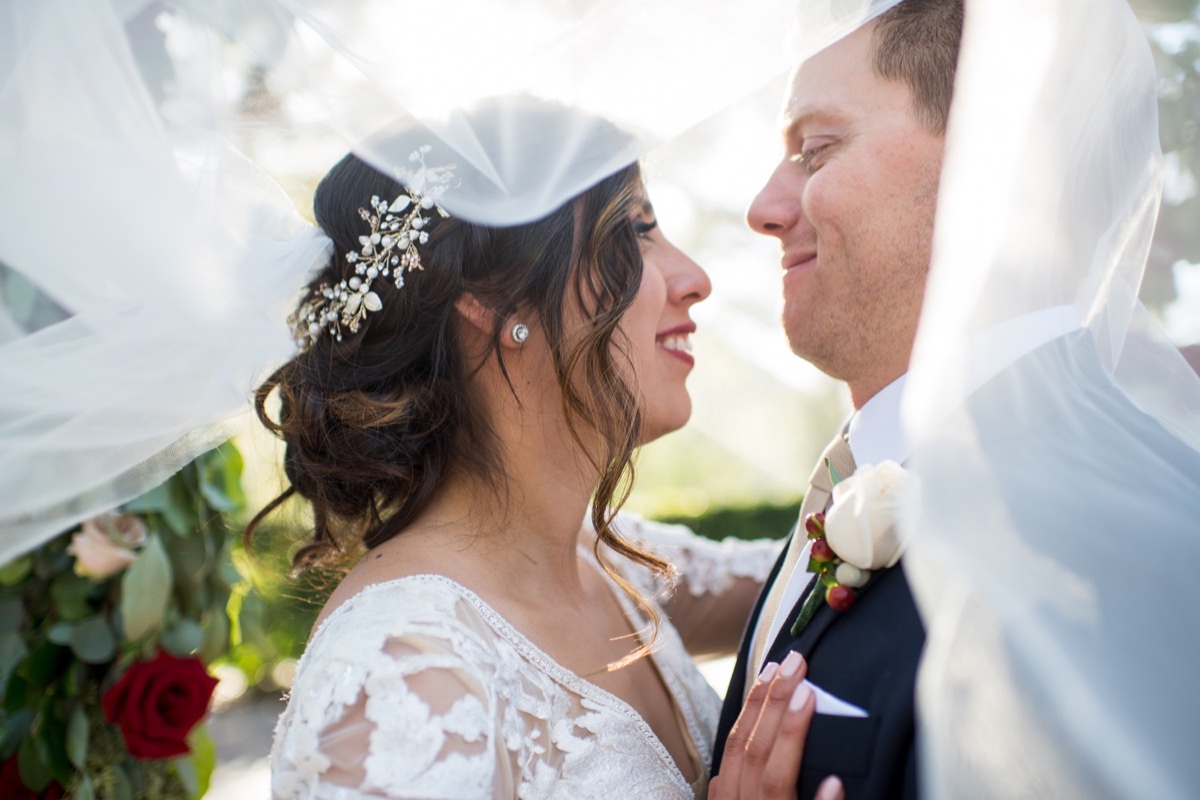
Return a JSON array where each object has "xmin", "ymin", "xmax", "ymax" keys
[{"xmin": 270, "ymin": 516, "xmax": 781, "ymax": 799}]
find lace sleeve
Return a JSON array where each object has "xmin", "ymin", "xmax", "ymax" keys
[
  {"xmin": 614, "ymin": 513, "xmax": 783, "ymax": 656},
  {"xmin": 271, "ymin": 587, "xmax": 509, "ymax": 799}
]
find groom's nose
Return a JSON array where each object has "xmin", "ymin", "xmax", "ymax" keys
[{"xmin": 747, "ymin": 160, "xmax": 803, "ymax": 237}]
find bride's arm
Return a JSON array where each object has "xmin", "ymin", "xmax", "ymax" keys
[{"xmin": 612, "ymin": 512, "xmax": 783, "ymax": 656}]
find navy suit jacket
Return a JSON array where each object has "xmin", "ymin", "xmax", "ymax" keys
[{"xmin": 712, "ymin": 544, "xmax": 923, "ymax": 800}]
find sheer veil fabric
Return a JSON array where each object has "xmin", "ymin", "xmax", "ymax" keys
[
  {"xmin": 904, "ymin": 0, "xmax": 1200, "ymax": 797},
  {"xmin": 0, "ymin": 0, "xmax": 902, "ymax": 563},
  {"xmin": 3, "ymin": 0, "xmax": 1198, "ymax": 795}
]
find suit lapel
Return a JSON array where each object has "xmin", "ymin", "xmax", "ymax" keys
[
  {"xmin": 766, "ymin": 561, "xmax": 901, "ymax": 663},
  {"xmin": 713, "ymin": 537, "xmax": 790, "ymax": 775}
]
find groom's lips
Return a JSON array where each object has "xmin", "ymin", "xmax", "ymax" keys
[{"xmin": 783, "ymin": 251, "xmax": 817, "ymax": 272}]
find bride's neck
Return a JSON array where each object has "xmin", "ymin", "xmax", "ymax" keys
[{"xmin": 404, "ymin": 403, "xmax": 600, "ymax": 603}]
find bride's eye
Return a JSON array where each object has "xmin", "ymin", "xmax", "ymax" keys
[{"xmin": 634, "ymin": 218, "xmax": 658, "ymax": 240}]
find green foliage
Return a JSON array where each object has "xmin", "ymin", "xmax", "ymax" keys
[
  {"xmin": 655, "ymin": 500, "xmax": 802, "ymax": 542},
  {"xmin": 119, "ymin": 536, "xmax": 172, "ymax": 642},
  {"xmin": 0, "ymin": 445, "xmax": 248, "ymax": 798}
]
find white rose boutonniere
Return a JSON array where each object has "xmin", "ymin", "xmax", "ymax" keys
[
  {"xmin": 790, "ymin": 460, "xmax": 912, "ymax": 636},
  {"xmin": 823, "ymin": 460, "xmax": 910, "ymax": 571}
]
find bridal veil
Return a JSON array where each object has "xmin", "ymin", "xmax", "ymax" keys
[{"xmin": 2, "ymin": 0, "xmax": 1198, "ymax": 796}]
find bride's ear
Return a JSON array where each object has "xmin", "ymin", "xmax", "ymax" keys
[{"xmin": 453, "ymin": 293, "xmax": 531, "ymax": 350}]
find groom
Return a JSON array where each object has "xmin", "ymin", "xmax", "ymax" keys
[{"xmin": 712, "ymin": 1, "xmax": 964, "ymax": 798}]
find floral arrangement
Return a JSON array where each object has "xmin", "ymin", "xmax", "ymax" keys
[
  {"xmin": 791, "ymin": 460, "xmax": 911, "ymax": 635},
  {"xmin": 0, "ymin": 443, "xmax": 247, "ymax": 799}
]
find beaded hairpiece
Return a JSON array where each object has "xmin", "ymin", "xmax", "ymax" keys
[{"xmin": 290, "ymin": 146, "xmax": 456, "ymax": 351}]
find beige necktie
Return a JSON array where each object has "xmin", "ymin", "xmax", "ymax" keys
[{"xmin": 744, "ymin": 431, "xmax": 856, "ymax": 702}]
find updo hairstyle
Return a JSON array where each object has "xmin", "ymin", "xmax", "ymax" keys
[{"xmin": 247, "ymin": 150, "xmax": 671, "ymax": 596}]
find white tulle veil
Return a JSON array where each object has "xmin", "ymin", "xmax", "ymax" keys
[
  {"xmin": 904, "ymin": 0, "xmax": 1200, "ymax": 796},
  {"xmin": 2, "ymin": 0, "xmax": 1199, "ymax": 794},
  {"xmin": 0, "ymin": 0, "xmax": 903, "ymax": 559}
]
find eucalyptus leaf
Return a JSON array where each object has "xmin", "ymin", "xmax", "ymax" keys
[
  {"xmin": 0, "ymin": 632, "xmax": 28, "ymax": 688},
  {"xmin": 69, "ymin": 616, "xmax": 116, "ymax": 664},
  {"xmin": 0, "ymin": 707, "xmax": 34, "ymax": 752},
  {"xmin": 50, "ymin": 573, "xmax": 94, "ymax": 621},
  {"xmin": 183, "ymin": 724, "xmax": 217, "ymax": 799},
  {"xmin": 37, "ymin": 701, "xmax": 71, "ymax": 783},
  {"xmin": 111, "ymin": 763, "xmax": 133, "ymax": 800},
  {"xmin": 199, "ymin": 603, "xmax": 229, "ymax": 663},
  {"xmin": 0, "ymin": 555, "xmax": 33, "ymax": 585},
  {"xmin": 162, "ymin": 620, "xmax": 204, "ymax": 656},
  {"xmin": 4, "ymin": 671, "xmax": 30, "ymax": 713},
  {"xmin": 0, "ymin": 596, "xmax": 23, "ymax": 634},
  {"xmin": 47, "ymin": 622, "xmax": 73, "ymax": 645},
  {"xmin": 162, "ymin": 479, "xmax": 199, "ymax": 536},
  {"xmin": 174, "ymin": 755, "xmax": 199, "ymax": 798},
  {"xmin": 198, "ymin": 443, "xmax": 246, "ymax": 513},
  {"xmin": 121, "ymin": 481, "xmax": 171, "ymax": 513},
  {"xmin": 66, "ymin": 705, "xmax": 89, "ymax": 768},
  {"xmin": 119, "ymin": 534, "xmax": 172, "ymax": 641},
  {"xmin": 18, "ymin": 734, "xmax": 51, "ymax": 791},
  {"xmin": 74, "ymin": 773, "xmax": 96, "ymax": 800}
]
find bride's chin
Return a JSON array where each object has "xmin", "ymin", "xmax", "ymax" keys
[{"xmin": 638, "ymin": 403, "xmax": 693, "ymax": 446}]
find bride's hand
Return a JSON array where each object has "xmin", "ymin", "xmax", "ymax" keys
[{"xmin": 709, "ymin": 651, "xmax": 844, "ymax": 800}]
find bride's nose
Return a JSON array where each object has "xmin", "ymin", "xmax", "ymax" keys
[{"xmin": 664, "ymin": 244, "xmax": 711, "ymax": 307}]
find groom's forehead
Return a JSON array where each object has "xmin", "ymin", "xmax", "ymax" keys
[
  {"xmin": 782, "ymin": 23, "xmax": 878, "ymax": 112},
  {"xmin": 783, "ymin": 25, "xmax": 881, "ymax": 122}
]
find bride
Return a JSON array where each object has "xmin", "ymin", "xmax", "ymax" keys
[{"xmin": 252, "ymin": 122, "xmax": 816, "ymax": 798}]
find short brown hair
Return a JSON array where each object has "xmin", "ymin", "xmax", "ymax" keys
[{"xmin": 872, "ymin": 0, "xmax": 965, "ymax": 133}]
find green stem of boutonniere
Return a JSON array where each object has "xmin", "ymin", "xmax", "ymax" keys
[
  {"xmin": 791, "ymin": 585, "xmax": 825, "ymax": 636},
  {"xmin": 789, "ymin": 510, "xmax": 866, "ymax": 636}
]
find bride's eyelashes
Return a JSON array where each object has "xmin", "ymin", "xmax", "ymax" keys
[{"xmin": 634, "ymin": 218, "xmax": 659, "ymax": 239}]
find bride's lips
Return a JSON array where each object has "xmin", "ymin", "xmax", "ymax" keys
[{"xmin": 656, "ymin": 323, "xmax": 695, "ymax": 366}]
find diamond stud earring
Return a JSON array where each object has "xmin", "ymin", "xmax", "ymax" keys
[{"xmin": 511, "ymin": 323, "xmax": 530, "ymax": 345}]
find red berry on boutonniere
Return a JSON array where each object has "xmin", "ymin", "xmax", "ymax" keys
[
  {"xmin": 810, "ymin": 539, "xmax": 835, "ymax": 563},
  {"xmin": 826, "ymin": 584, "xmax": 856, "ymax": 612},
  {"xmin": 805, "ymin": 512, "xmax": 826, "ymax": 538}
]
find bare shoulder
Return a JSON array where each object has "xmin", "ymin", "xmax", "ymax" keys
[{"xmin": 309, "ymin": 533, "xmax": 470, "ymax": 635}]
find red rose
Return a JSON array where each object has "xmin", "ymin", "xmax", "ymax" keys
[
  {"xmin": 102, "ymin": 651, "xmax": 219, "ymax": 759},
  {"xmin": 0, "ymin": 756, "xmax": 63, "ymax": 800}
]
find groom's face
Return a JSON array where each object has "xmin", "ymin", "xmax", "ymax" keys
[{"xmin": 748, "ymin": 22, "xmax": 944, "ymax": 405}]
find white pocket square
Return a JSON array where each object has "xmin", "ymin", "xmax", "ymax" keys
[{"xmin": 808, "ymin": 680, "xmax": 868, "ymax": 717}]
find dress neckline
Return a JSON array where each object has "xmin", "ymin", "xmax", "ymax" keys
[{"xmin": 308, "ymin": 568, "xmax": 705, "ymax": 795}]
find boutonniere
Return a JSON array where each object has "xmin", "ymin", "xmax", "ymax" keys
[{"xmin": 791, "ymin": 460, "xmax": 911, "ymax": 635}]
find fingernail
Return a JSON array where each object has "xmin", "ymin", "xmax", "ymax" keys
[
  {"xmin": 780, "ymin": 650, "xmax": 803, "ymax": 678},
  {"xmin": 815, "ymin": 776, "xmax": 843, "ymax": 800},
  {"xmin": 758, "ymin": 662, "xmax": 780, "ymax": 683},
  {"xmin": 789, "ymin": 681, "xmax": 813, "ymax": 711}
]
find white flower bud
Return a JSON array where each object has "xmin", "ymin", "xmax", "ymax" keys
[{"xmin": 834, "ymin": 562, "xmax": 869, "ymax": 588}]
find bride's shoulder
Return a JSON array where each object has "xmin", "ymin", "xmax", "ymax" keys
[
  {"xmin": 274, "ymin": 575, "xmax": 504, "ymax": 799},
  {"xmin": 307, "ymin": 573, "xmax": 490, "ymax": 652}
]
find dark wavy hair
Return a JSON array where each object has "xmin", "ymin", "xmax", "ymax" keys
[{"xmin": 246, "ymin": 145, "xmax": 673, "ymax": 654}]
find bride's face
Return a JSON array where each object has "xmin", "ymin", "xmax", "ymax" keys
[{"xmin": 619, "ymin": 199, "xmax": 711, "ymax": 443}]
